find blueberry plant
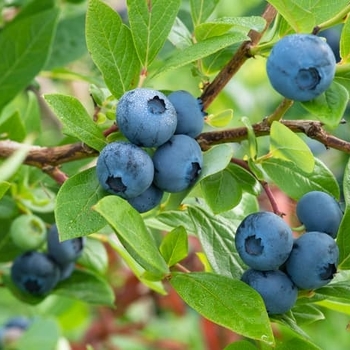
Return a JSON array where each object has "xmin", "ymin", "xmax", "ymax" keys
[{"xmin": 2, "ymin": 0, "xmax": 350, "ymax": 349}]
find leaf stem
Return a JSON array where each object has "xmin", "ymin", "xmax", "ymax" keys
[
  {"xmin": 312, "ymin": 4, "xmax": 350, "ymax": 34},
  {"xmin": 266, "ymin": 98, "xmax": 294, "ymax": 124}
]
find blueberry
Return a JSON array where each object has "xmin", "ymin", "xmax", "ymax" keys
[
  {"xmin": 235, "ymin": 212, "xmax": 293, "ymax": 271},
  {"xmin": 96, "ymin": 141, "xmax": 154, "ymax": 199},
  {"xmin": 10, "ymin": 214, "xmax": 47, "ymax": 251},
  {"xmin": 4, "ymin": 317, "xmax": 31, "ymax": 330},
  {"xmin": 47, "ymin": 224, "xmax": 84, "ymax": 268},
  {"xmin": 167, "ymin": 90, "xmax": 205, "ymax": 138},
  {"xmin": 116, "ymin": 88, "xmax": 177, "ymax": 147},
  {"xmin": 241, "ymin": 269, "xmax": 298, "ymax": 315},
  {"xmin": 127, "ymin": 184, "xmax": 163, "ymax": 213},
  {"xmin": 152, "ymin": 134, "xmax": 203, "ymax": 193},
  {"xmin": 11, "ymin": 251, "xmax": 60, "ymax": 296},
  {"xmin": 296, "ymin": 191, "xmax": 343, "ymax": 238},
  {"xmin": 286, "ymin": 231, "xmax": 339, "ymax": 290},
  {"xmin": 266, "ymin": 34, "xmax": 336, "ymax": 101}
]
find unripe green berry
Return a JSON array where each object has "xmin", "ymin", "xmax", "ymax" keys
[{"xmin": 10, "ymin": 214, "xmax": 47, "ymax": 251}]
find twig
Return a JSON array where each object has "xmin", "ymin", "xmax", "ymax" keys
[
  {"xmin": 196, "ymin": 119, "xmax": 350, "ymax": 154},
  {"xmin": 200, "ymin": 4, "xmax": 277, "ymax": 110}
]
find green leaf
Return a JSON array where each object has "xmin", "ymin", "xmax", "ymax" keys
[
  {"xmin": 107, "ymin": 234, "xmax": 166, "ymax": 294},
  {"xmin": 86, "ymin": 0, "xmax": 140, "ymax": 99},
  {"xmin": 268, "ymin": 121, "xmax": 315, "ymax": 173},
  {"xmin": 224, "ymin": 340, "xmax": 258, "ymax": 350},
  {"xmin": 0, "ymin": 8, "xmax": 59, "ymax": 111},
  {"xmin": 342, "ymin": 152, "xmax": 350, "ymax": 206},
  {"xmin": 262, "ymin": 157, "xmax": 340, "ymax": 200},
  {"xmin": 54, "ymin": 269, "xmax": 115, "ymax": 306},
  {"xmin": 55, "ymin": 167, "xmax": 107, "ymax": 240},
  {"xmin": 267, "ymin": 0, "xmax": 349, "ymax": 33},
  {"xmin": 0, "ymin": 181, "xmax": 11, "ymax": 200},
  {"xmin": 127, "ymin": 0, "xmax": 181, "ymax": 68},
  {"xmin": 93, "ymin": 195, "xmax": 169, "ymax": 278},
  {"xmin": 188, "ymin": 206, "xmax": 245, "ymax": 279},
  {"xmin": 337, "ymin": 208, "xmax": 350, "ymax": 269},
  {"xmin": 15, "ymin": 317, "xmax": 60, "ymax": 350},
  {"xmin": 44, "ymin": 93, "xmax": 106, "ymax": 151},
  {"xmin": 200, "ymin": 169, "xmax": 242, "ymax": 214},
  {"xmin": 291, "ymin": 304, "xmax": 325, "ymax": 326},
  {"xmin": 153, "ymin": 32, "xmax": 248, "ymax": 77},
  {"xmin": 159, "ymin": 226, "xmax": 188, "ymax": 267},
  {"xmin": 78, "ymin": 237, "xmax": 109, "ymax": 275},
  {"xmin": 195, "ymin": 16, "xmax": 266, "ymax": 41},
  {"xmin": 275, "ymin": 337, "xmax": 322, "ymax": 350},
  {"xmin": 190, "ymin": 0, "xmax": 220, "ymax": 26},
  {"xmin": 266, "ymin": 0, "xmax": 314, "ymax": 32},
  {"xmin": 227, "ymin": 163, "xmax": 261, "ymax": 196},
  {"xmin": 206, "ymin": 109, "xmax": 233, "ymax": 127},
  {"xmin": 170, "ymin": 272, "xmax": 274, "ymax": 345},
  {"xmin": 340, "ymin": 15, "xmax": 350, "ymax": 63},
  {"xmin": 168, "ymin": 17, "xmax": 193, "ymax": 50},
  {"xmin": 0, "ymin": 111, "xmax": 26, "ymax": 141},
  {"xmin": 45, "ymin": 12, "xmax": 87, "ymax": 69},
  {"xmin": 199, "ymin": 144, "xmax": 234, "ymax": 181},
  {"xmin": 301, "ymin": 81, "xmax": 349, "ymax": 129},
  {"xmin": 316, "ymin": 282, "xmax": 350, "ymax": 302},
  {"xmin": 0, "ymin": 137, "xmax": 33, "ymax": 182}
]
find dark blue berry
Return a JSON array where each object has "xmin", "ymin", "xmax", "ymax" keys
[
  {"xmin": 117, "ymin": 88, "xmax": 177, "ymax": 147},
  {"xmin": 235, "ymin": 212, "xmax": 293, "ymax": 271},
  {"xmin": 267, "ymin": 34, "xmax": 336, "ymax": 101},
  {"xmin": 11, "ymin": 251, "xmax": 60, "ymax": 296},
  {"xmin": 296, "ymin": 191, "xmax": 343, "ymax": 238},
  {"xmin": 96, "ymin": 141, "xmax": 154, "ymax": 199},
  {"xmin": 241, "ymin": 269, "xmax": 298, "ymax": 315},
  {"xmin": 286, "ymin": 231, "xmax": 339, "ymax": 290}
]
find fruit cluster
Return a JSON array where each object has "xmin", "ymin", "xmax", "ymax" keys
[
  {"xmin": 96, "ymin": 88, "xmax": 205, "ymax": 212},
  {"xmin": 266, "ymin": 33, "xmax": 336, "ymax": 101},
  {"xmin": 10, "ymin": 220, "xmax": 84, "ymax": 297},
  {"xmin": 0, "ymin": 316, "xmax": 31, "ymax": 349},
  {"xmin": 235, "ymin": 191, "xmax": 343, "ymax": 315}
]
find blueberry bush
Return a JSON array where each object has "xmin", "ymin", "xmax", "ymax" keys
[{"xmin": 1, "ymin": 0, "xmax": 350, "ymax": 349}]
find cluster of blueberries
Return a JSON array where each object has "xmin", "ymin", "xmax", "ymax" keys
[
  {"xmin": 10, "ymin": 223, "xmax": 85, "ymax": 297},
  {"xmin": 235, "ymin": 191, "xmax": 343, "ymax": 315},
  {"xmin": 266, "ymin": 33, "xmax": 336, "ymax": 101},
  {"xmin": 0, "ymin": 316, "xmax": 31, "ymax": 349},
  {"xmin": 96, "ymin": 88, "xmax": 206, "ymax": 213}
]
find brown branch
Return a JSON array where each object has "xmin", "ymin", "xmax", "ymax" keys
[
  {"xmin": 0, "ymin": 140, "xmax": 98, "ymax": 168},
  {"xmin": 200, "ymin": 4, "xmax": 277, "ymax": 110},
  {"xmin": 196, "ymin": 119, "xmax": 350, "ymax": 154}
]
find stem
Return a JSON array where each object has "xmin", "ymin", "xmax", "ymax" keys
[
  {"xmin": 313, "ymin": 4, "xmax": 350, "ymax": 34},
  {"xmin": 200, "ymin": 4, "xmax": 277, "ymax": 110},
  {"xmin": 266, "ymin": 98, "xmax": 294, "ymax": 124},
  {"xmin": 261, "ymin": 180, "xmax": 284, "ymax": 216}
]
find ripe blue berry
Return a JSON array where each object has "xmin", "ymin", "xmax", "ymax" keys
[
  {"xmin": 127, "ymin": 184, "xmax": 163, "ymax": 213},
  {"xmin": 11, "ymin": 251, "xmax": 60, "ymax": 296},
  {"xmin": 241, "ymin": 269, "xmax": 298, "ymax": 315},
  {"xmin": 266, "ymin": 34, "xmax": 336, "ymax": 101},
  {"xmin": 47, "ymin": 224, "xmax": 84, "ymax": 269},
  {"xmin": 167, "ymin": 90, "xmax": 205, "ymax": 138},
  {"xmin": 117, "ymin": 88, "xmax": 177, "ymax": 147},
  {"xmin": 286, "ymin": 231, "xmax": 339, "ymax": 290},
  {"xmin": 152, "ymin": 134, "xmax": 203, "ymax": 193},
  {"xmin": 235, "ymin": 212, "xmax": 293, "ymax": 271},
  {"xmin": 96, "ymin": 141, "xmax": 154, "ymax": 199},
  {"xmin": 4, "ymin": 317, "xmax": 31, "ymax": 330},
  {"xmin": 296, "ymin": 191, "xmax": 343, "ymax": 238}
]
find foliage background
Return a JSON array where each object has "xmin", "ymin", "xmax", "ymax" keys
[{"xmin": 1, "ymin": 0, "xmax": 350, "ymax": 349}]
